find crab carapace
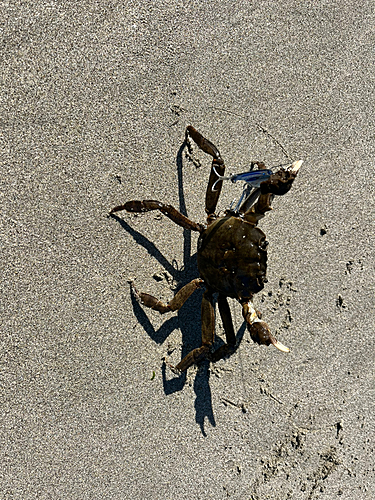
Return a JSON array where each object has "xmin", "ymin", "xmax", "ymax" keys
[{"xmin": 110, "ymin": 126, "xmax": 302, "ymax": 372}]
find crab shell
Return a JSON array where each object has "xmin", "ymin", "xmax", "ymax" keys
[{"xmin": 197, "ymin": 215, "xmax": 268, "ymax": 300}]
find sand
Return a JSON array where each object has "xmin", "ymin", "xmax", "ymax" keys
[{"xmin": 1, "ymin": 2, "xmax": 374, "ymax": 499}]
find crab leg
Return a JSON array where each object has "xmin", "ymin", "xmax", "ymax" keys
[
  {"xmin": 110, "ymin": 200, "xmax": 204, "ymax": 232},
  {"xmin": 210, "ymin": 294, "xmax": 237, "ymax": 362},
  {"xmin": 186, "ymin": 125, "xmax": 226, "ymax": 220},
  {"xmin": 175, "ymin": 289, "xmax": 215, "ymax": 372},
  {"xmin": 130, "ymin": 278, "xmax": 203, "ymax": 314},
  {"xmin": 186, "ymin": 125, "xmax": 221, "ymax": 160}
]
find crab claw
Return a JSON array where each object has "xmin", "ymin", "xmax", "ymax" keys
[
  {"xmin": 258, "ymin": 159, "xmax": 303, "ymax": 198},
  {"xmin": 269, "ymin": 334, "xmax": 290, "ymax": 353},
  {"xmin": 248, "ymin": 321, "xmax": 290, "ymax": 353},
  {"xmin": 288, "ymin": 159, "xmax": 303, "ymax": 174}
]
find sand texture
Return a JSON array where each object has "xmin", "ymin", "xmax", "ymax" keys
[{"xmin": 1, "ymin": 2, "xmax": 374, "ymax": 499}]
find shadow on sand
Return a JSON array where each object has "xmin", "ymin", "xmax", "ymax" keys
[{"xmin": 110, "ymin": 138, "xmax": 245, "ymax": 435}]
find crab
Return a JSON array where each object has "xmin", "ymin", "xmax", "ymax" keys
[{"xmin": 110, "ymin": 126, "xmax": 302, "ymax": 372}]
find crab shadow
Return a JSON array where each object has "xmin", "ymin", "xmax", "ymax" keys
[{"xmin": 110, "ymin": 139, "xmax": 245, "ymax": 436}]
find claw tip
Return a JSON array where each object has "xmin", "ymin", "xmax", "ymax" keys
[
  {"xmin": 271, "ymin": 338, "xmax": 290, "ymax": 353},
  {"xmin": 290, "ymin": 160, "xmax": 303, "ymax": 174}
]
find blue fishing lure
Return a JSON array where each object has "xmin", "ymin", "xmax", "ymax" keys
[
  {"xmin": 212, "ymin": 167, "xmax": 273, "ymax": 192},
  {"xmin": 212, "ymin": 166, "xmax": 274, "ymax": 213}
]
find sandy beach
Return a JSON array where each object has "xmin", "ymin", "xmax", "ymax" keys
[{"xmin": 1, "ymin": 2, "xmax": 374, "ymax": 498}]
